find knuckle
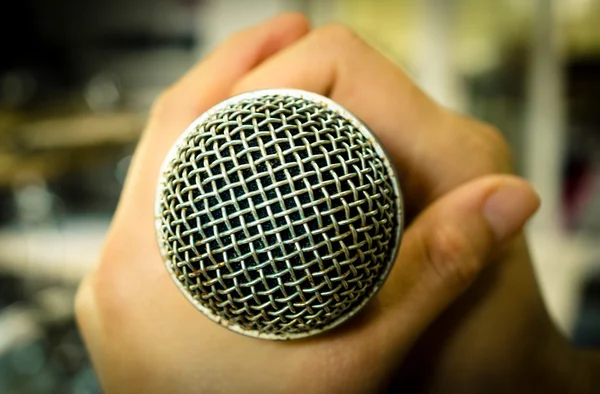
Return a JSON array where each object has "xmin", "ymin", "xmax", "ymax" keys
[
  {"xmin": 476, "ymin": 122, "xmax": 512, "ymax": 169},
  {"xmin": 74, "ymin": 270, "xmax": 112, "ymax": 338},
  {"xmin": 449, "ymin": 112, "xmax": 513, "ymax": 173},
  {"xmin": 314, "ymin": 23, "xmax": 361, "ymax": 45},
  {"xmin": 76, "ymin": 245, "xmax": 130, "ymax": 325},
  {"xmin": 221, "ymin": 29, "xmax": 247, "ymax": 49},
  {"xmin": 423, "ymin": 224, "xmax": 480, "ymax": 287}
]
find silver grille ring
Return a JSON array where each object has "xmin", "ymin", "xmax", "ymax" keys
[{"xmin": 155, "ymin": 89, "xmax": 403, "ymax": 340}]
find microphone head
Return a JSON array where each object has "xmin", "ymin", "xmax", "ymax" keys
[{"xmin": 155, "ymin": 89, "xmax": 403, "ymax": 340}]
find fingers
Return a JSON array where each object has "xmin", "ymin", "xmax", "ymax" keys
[
  {"xmin": 231, "ymin": 24, "xmax": 510, "ymax": 213},
  {"xmin": 377, "ymin": 175, "xmax": 540, "ymax": 342},
  {"xmin": 116, "ymin": 13, "xmax": 310, "ymax": 221},
  {"xmin": 151, "ymin": 12, "xmax": 310, "ymax": 135}
]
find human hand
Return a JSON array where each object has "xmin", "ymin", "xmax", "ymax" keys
[{"xmin": 75, "ymin": 13, "xmax": 552, "ymax": 394}]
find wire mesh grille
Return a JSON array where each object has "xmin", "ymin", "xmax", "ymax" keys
[{"xmin": 157, "ymin": 92, "xmax": 401, "ymax": 338}]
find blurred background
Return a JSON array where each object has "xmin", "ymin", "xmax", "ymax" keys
[{"xmin": 0, "ymin": 0, "xmax": 599, "ymax": 392}]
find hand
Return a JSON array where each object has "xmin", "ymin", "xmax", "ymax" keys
[{"xmin": 75, "ymin": 14, "xmax": 569, "ymax": 394}]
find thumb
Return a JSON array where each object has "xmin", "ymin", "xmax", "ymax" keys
[{"xmin": 379, "ymin": 175, "xmax": 540, "ymax": 339}]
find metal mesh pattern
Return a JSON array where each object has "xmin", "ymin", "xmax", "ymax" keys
[{"xmin": 156, "ymin": 92, "xmax": 401, "ymax": 339}]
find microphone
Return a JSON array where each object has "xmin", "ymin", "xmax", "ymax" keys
[{"xmin": 155, "ymin": 89, "xmax": 403, "ymax": 340}]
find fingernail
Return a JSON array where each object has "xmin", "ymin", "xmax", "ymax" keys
[{"xmin": 483, "ymin": 181, "xmax": 540, "ymax": 242}]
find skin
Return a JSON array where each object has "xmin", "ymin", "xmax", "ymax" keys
[{"xmin": 75, "ymin": 13, "xmax": 599, "ymax": 393}]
